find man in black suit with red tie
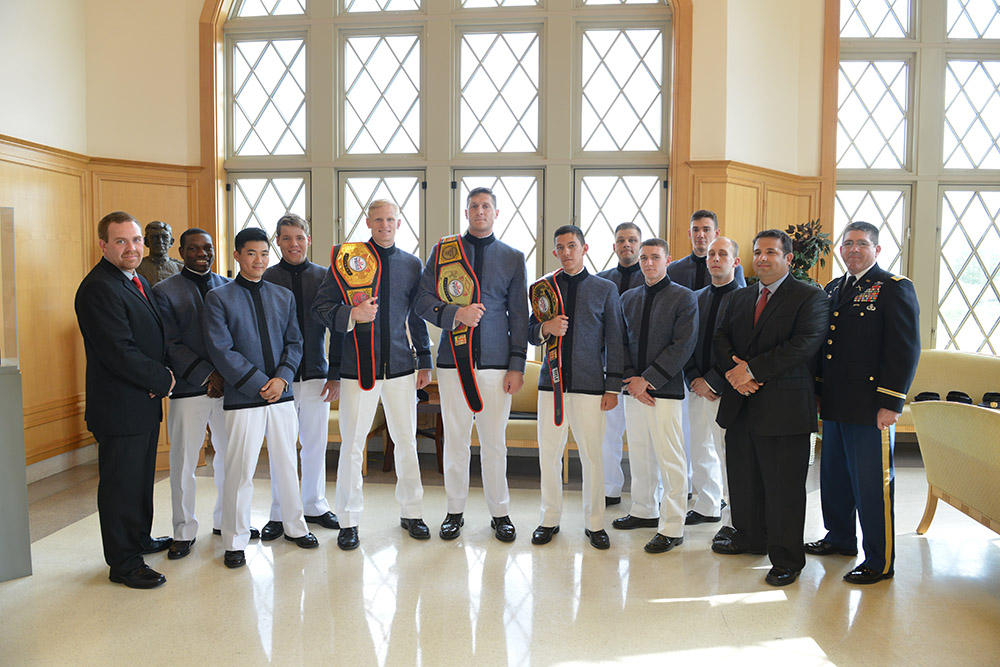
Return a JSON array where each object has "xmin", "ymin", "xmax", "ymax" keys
[
  {"xmin": 75, "ymin": 211, "xmax": 176, "ymax": 589},
  {"xmin": 711, "ymin": 229, "xmax": 828, "ymax": 586}
]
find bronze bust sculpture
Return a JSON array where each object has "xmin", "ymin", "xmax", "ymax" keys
[{"xmin": 136, "ymin": 221, "xmax": 183, "ymax": 286}]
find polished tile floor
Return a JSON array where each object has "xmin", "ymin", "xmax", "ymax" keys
[{"xmin": 4, "ymin": 448, "xmax": 1000, "ymax": 666}]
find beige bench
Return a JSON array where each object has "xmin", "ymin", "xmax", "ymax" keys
[
  {"xmin": 911, "ymin": 401, "xmax": 1000, "ymax": 536},
  {"xmin": 896, "ymin": 349, "xmax": 1000, "ymax": 433}
]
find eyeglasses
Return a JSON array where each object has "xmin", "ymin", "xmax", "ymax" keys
[{"xmin": 841, "ymin": 240, "xmax": 873, "ymax": 249}]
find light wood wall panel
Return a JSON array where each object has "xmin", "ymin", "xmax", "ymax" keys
[
  {"xmin": 0, "ymin": 135, "xmax": 201, "ymax": 466},
  {"xmin": 689, "ymin": 160, "xmax": 823, "ymax": 280}
]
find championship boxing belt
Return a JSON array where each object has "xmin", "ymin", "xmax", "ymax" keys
[
  {"xmin": 530, "ymin": 270, "xmax": 565, "ymax": 426},
  {"xmin": 331, "ymin": 241, "xmax": 381, "ymax": 391},
  {"xmin": 435, "ymin": 235, "xmax": 483, "ymax": 412}
]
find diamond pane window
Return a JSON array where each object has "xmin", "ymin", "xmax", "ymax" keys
[
  {"xmin": 342, "ymin": 175, "xmax": 422, "ymax": 257},
  {"xmin": 947, "ymin": 0, "xmax": 1000, "ymax": 38},
  {"xmin": 344, "ymin": 0, "xmax": 420, "ymax": 12},
  {"xmin": 937, "ymin": 189, "xmax": 1000, "ymax": 353},
  {"xmin": 943, "ymin": 60, "xmax": 1000, "ymax": 169},
  {"xmin": 833, "ymin": 188, "xmax": 907, "ymax": 277},
  {"xmin": 840, "ymin": 0, "xmax": 909, "ymax": 38},
  {"xmin": 232, "ymin": 175, "xmax": 308, "ymax": 267},
  {"xmin": 458, "ymin": 174, "xmax": 540, "ymax": 282},
  {"xmin": 232, "ymin": 39, "xmax": 306, "ymax": 156},
  {"xmin": 577, "ymin": 173, "xmax": 661, "ymax": 273},
  {"xmin": 581, "ymin": 28, "xmax": 663, "ymax": 152},
  {"xmin": 584, "ymin": 0, "xmax": 661, "ymax": 4},
  {"xmin": 236, "ymin": 0, "xmax": 305, "ymax": 17},
  {"xmin": 460, "ymin": 32, "xmax": 540, "ymax": 153},
  {"xmin": 344, "ymin": 35, "xmax": 421, "ymax": 154},
  {"xmin": 837, "ymin": 60, "xmax": 908, "ymax": 168},
  {"xmin": 461, "ymin": 0, "xmax": 537, "ymax": 7}
]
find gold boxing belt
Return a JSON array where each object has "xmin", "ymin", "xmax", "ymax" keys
[
  {"xmin": 331, "ymin": 241, "xmax": 381, "ymax": 391},
  {"xmin": 436, "ymin": 235, "xmax": 483, "ymax": 412},
  {"xmin": 530, "ymin": 270, "xmax": 565, "ymax": 426}
]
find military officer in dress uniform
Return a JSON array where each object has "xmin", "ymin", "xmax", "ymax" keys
[{"xmin": 806, "ymin": 221, "xmax": 920, "ymax": 585}]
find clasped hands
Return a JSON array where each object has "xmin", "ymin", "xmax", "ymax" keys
[{"xmin": 725, "ymin": 355, "xmax": 762, "ymax": 397}]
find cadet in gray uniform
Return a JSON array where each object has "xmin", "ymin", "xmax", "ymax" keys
[{"xmin": 529, "ymin": 225, "xmax": 624, "ymax": 550}]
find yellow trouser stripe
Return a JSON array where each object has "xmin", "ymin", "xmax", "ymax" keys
[{"xmin": 881, "ymin": 427, "xmax": 893, "ymax": 574}]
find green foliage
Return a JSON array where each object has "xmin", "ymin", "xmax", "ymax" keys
[{"xmin": 785, "ymin": 219, "xmax": 832, "ymax": 285}]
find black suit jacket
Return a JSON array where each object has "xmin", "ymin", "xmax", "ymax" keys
[
  {"xmin": 75, "ymin": 258, "xmax": 173, "ymax": 435},
  {"xmin": 817, "ymin": 264, "xmax": 920, "ymax": 425},
  {"xmin": 714, "ymin": 275, "xmax": 828, "ymax": 436}
]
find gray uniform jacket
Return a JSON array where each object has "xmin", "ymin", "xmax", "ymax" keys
[
  {"xmin": 597, "ymin": 262, "xmax": 645, "ymax": 295},
  {"xmin": 203, "ymin": 275, "xmax": 303, "ymax": 410},
  {"xmin": 622, "ymin": 276, "xmax": 699, "ymax": 400},
  {"xmin": 263, "ymin": 259, "xmax": 341, "ymax": 382},
  {"xmin": 312, "ymin": 242, "xmax": 432, "ymax": 380},
  {"xmin": 667, "ymin": 252, "xmax": 746, "ymax": 291},
  {"xmin": 415, "ymin": 232, "xmax": 529, "ymax": 373},
  {"xmin": 529, "ymin": 269, "xmax": 624, "ymax": 395},
  {"xmin": 683, "ymin": 280, "xmax": 739, "ymax": 394},
  {"xmin": 151, "ymin": 268, "xmax": 229, "ymax": 399}
]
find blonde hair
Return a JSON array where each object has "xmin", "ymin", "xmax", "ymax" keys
[{"xmin": 367, "ymin": 199, "xmax": 400, "ymax": 217}]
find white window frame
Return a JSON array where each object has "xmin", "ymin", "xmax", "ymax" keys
[{"xmin": 337, "ymin": 169, "xmax": 427, "ymax": 256}]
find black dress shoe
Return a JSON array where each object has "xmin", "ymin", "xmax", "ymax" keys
[
  {"xmin": 224, "ymin": 550, "xmax": 245, "ymax": 569},
  {"xmin": 713, "ymin": 525, "xmax": 737, "ymax": 543},
  {"xmin": 305, "ymin": 511, "xmax": 340, "ymax": 530},
  {"xmin": 212, "ymin": 527, "xmax": 261, "ymax": 539},
  {"xmin": 645, "ymin": 534, "xmax": 684, "ymax": 554},
  {"xmin": 141, "ymin": 536, "xmax": 173, "ymax": 554},
  {"xmin": 711, "ymin": 538, "xmax": 767, "ymax": 555},
  {"xmin": 585, "ymin": 528, "xmax": 611, "ymax": 550},
  {"xmin": 531, "ymin": 525, "xmax": 560, "ymax": 545},
  {"xmin": 261, "ymin": 521, "xmax": 284, "ymax": 541},
  {"xmin": 844, "ymin": 565, "xmax": 894, "ymax": 585},
  {"xmin": 605, "ymin": 496, "xmax": 622, "ymax": 507},
  {"xmin": 109, "ymin": 564, "xmax": 166, "ymax": 589},
  {"xmin": 611, "ymin": 514, "xmax": 659, "ymax": 530},
  {"xmin": 804, "ymin": 539, "xmax": 858, "ymax": 556},
  {"xmin": 338, "ymin": 526, "xmax": 360, "ymax": 551},
  {"xmin": 284, "ymin": 532, "xmax": 319, "ymax": 549},
  {"xmin": 439, "ymin": 513, "xmax": 464, "ymax": 540},
  {"xmin": 401, "ymin": 518, "xmax": 431, "ymax": 540},
  {"xmin": 491, "ymin": 516, "xmax": 516, "ymax": 542},
  {"xmin": 765, "ymin": 566, "xmax": 800, "ymax": 586},
  {"xmin": 167, "ymin": 538, "xmax": 195, "ymax": 560},
  {"xmin": 685, "ymin": 510, "xmax": 721, "ymax": 525}
]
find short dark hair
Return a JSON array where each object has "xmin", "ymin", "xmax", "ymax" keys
[
  {"xmin": 275, "ymin": 213, "xmax": 310, "ymax": 236},
  {"xmin": 466, "ymin": 186, "xmax": 497, "ymax": 208},
  {"xmin": 690, "ymin": 210, "xmax": 719, "ymax": 229},
  {"xmin": 554, "ymin": 224, "xmax": 585, "ymax": 245},
  {"xmin": 753, "ymin": 229, "xmax": 793, "ymax": 256},
  {"xmin": 97, "ymin": 211, "xmax": 138, "ymax": 242},
  {"xmin": 640, "ymin": 238, "xmax": 669, "ymax": 254},
  {"xmin": 235, "ymin": 227, "xmax": 268, "ymax": 252},
  {"xmin": 844, "ymin": 221, "xmax": 879, "ymax": 245},
  {"xmin": 179, "ymin": 227, "xmax": 212, "ymax": 248},
  {"xmin": 614, "ymin": 222, "xmax": 642, "ymax": 237}
]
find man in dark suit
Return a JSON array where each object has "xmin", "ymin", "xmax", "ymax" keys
[
  {"xmin": 75, "ymin": 211, "xmax": 176, "ymax": 589},
  {"xmin": 712, "ymin": 229, "xmax": 828, "ymax": 586},
  {"xmin": 806, "ymin": 221, "xmax": 920, "ymax": 585}
]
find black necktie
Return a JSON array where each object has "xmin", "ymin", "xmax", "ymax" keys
[{"xmin": 840, "ymin": 275, "xmax": 857, "ymax": 306}]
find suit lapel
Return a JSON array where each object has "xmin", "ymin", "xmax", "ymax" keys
[
  {"xmin": 101, "ymin": 259, "xmax": 161, "ymax": 323},
  {"xmin": 748, "ymin": 277, "xmax": 793, "ymax": 345}
]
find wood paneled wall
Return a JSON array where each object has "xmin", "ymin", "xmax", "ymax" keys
[
  {"xmin": 687, "ymin": 160, "xmax": 823, "ymax": 280},
  {"xmin": 0, "ymin": 135, "xmax": 199, "ymax": 466}
]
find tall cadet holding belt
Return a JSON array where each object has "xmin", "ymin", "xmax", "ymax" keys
[
  {"xmin": 313, "ymin": 199, "xmax": 433, "ymax": 550},
  {"xmin": 529, "ymin": 225, "xmax": 624, "ymax": 550},
  {"xmin": 260, "ymin": 214, "xmax": 342, "ymax": 541},
  {"xmin": 416, "ymin": 187, "xmax": 529, "ymax": 542}
]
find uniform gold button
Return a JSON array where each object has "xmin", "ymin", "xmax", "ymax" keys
[
  {"xmin": 830, "ymin": 324, "xmax": 836, "ymax": 330},
  {"xmin": 833, "ymin": 311, "xmax": 839, "ymax": 317},
  {"xmin": 826, "ymin": 354, "xmax": 832, "ymax": 359},
  {"xmin": 827, "ymin": 339, "xmax": 833, "ymax": 345},
  {"xmin": 860, "ymin": 312, "xmax": 865, "ymax": 317},
  {"xmin": 869, "ymin": 376, "xmax": 874, "ymax": 381}
]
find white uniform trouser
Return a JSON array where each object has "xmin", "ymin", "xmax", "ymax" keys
[
  {"xmin": 682, "ymin": 387, "xmax": 693, "ymax": 486},
  {"xmin": 688, "ymin": 391, "xmax": 727, "ymax": 515},
  {"xmin": 602, "ymin": 400, "xmax": 626, "ymax": 497},
  {"xmin": 269, "ymin": 378, "xmax": 332, "ymax": 520},
  {"xmin": 168, "ymin": 394, "xmax": 227, "ymax": 541},
  {"xmin": 336, "ymin": 375, "xmax": 424, "ymax": 527},
  {"xmin": 222, "ymin": 402, "xmax": 307, "ymax": 551},
  {"xmin": 438, "ymin": 368, "xmax": 512, "ymax": 517},
  {"xmin": 624, "ymin": 395, "xmax": 687, "ymax": 537},
  {"xmin": 538, "ymin": 392, "xmax": 606, "ymax": 532}
]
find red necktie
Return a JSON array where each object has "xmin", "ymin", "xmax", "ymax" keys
[
  {"xmin": 132, "ymin": 275, "xmax": 149, "ymax": 301},
  {"xmin": 753, "ymin": 287, "xmax": 769, "ymax": 326}
]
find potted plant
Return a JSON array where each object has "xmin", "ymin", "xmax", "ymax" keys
[{"xmin": 785, "ymin": 219, "xmax": 832, "ymax": 285}]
